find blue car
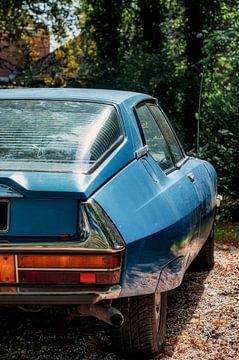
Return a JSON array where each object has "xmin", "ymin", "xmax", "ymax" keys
[{"xmin": 0, "ymin": 88, "xmax": 217, "ymax": 357}]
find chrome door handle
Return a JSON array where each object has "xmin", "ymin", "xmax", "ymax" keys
[{"xmin": 187, "ymin": 172, "xmax": 195, "ymax": 182}]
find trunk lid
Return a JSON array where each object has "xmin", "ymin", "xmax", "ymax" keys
[{"xmin": 0, "ymin": 173, "xmax": 89, "ymax": 240}]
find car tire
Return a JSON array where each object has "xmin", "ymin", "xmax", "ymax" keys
[
  {"xmin": 110, "ymin": 291, "xmax": 167, "ymax": 358},
  {"xmin": 191, "ymin": 226, "xmax": 215, "ymax": 271}
]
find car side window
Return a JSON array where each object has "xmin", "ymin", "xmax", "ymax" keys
[
  {"xmin": 148, "ymin": 104, "xmax": 184, "ymax": 165},
  {"xmin": 136, "ymin": 104, "xmax": 174, "ymax": 171}
]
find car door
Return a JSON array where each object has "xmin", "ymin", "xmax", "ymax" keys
[
  {"xmin": 135, "ymin": 101, "xmax": 202, "ymax": 264},
  {"xmin": 145, "ymin": 104, "xmax": 216, "ymax": 247}
]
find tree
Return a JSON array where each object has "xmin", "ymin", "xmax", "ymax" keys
[
  {"xmin": 199, "ymin": 6, "xmax": 239, "ymax": 220},
  {"xmin": 0, "ymin": 0, "xmax": 75, "ymax": 41},
  {"xmin": 137, "ymin": 0, "xmax": 164, "ymax": 52},
  {"xmin": 79, "ymin": 0, "xmax": 123, "ymax": 87},
  {"xmin": 0, "ymin": 0, "xmax": 76, "ymax": 74},
  {"xmin": 1, "ymin": 0, "xmax": 238, "ymax": 220},
  {"xmin": 180, "ymin": 0, "xmax": 222, "ymax": 149}
]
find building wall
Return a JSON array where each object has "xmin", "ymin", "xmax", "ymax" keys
[{"xmin": 0, "ymin": 32, "xmax": 50, "ymax": 79}]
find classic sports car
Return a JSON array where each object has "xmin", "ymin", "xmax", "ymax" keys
[{"xmin": 0, "ymin": 88, "xmax": 217, "ymax": 357}]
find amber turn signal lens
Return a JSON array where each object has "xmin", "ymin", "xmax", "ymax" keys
[
  {"xmin": 0, "ymin": 254, "xmax": 16, "ymax": 283},
  {"xmin": 18, "ymin": 254, "xmax": 121, "ymax": 269}
]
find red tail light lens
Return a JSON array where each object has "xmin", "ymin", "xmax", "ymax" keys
[
  {"xmin": 19, "ymin": 269, "xmax": 121, "ymax": 285},
  {"xmin": 79, "ymin": 273, "xmax": 96, "ymax": 284},
  {"xmin": 19, "ymin": 271, "xmax": 79, "ymax": 284}
]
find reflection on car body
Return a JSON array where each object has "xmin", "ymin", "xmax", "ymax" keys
[{"xmin": 0, "ymin": 88, "xmax": 217, "ymax": 358}]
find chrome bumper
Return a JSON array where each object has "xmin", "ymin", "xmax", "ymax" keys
[{"xmin": 0, "ymin": 285, "xmax": 121, "ymax": 305}]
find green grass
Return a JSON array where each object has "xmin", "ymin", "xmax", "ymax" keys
[{"xmin": 215, "ymin": 222, "xmax": 239, "ymax": 244}]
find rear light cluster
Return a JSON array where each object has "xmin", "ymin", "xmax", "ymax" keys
[
  {"xmin": 0, "ymin": 253, "xmax": 123, "ymax": 285},
  {"xmin": 0, "ymin": 199, "xmax": 125, "ymax": 287}
]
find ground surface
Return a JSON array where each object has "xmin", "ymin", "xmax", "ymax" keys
[{"xmin": 0, "ymin": 244, "xmax": 238, "ymax": 360}]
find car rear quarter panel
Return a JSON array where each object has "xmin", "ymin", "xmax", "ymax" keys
[{"xmin": 93, "ymin": 156, "xmax": 210, "ymax": 297}]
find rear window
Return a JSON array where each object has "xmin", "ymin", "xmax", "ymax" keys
[{"xmin": 0, "ymin": 100, "xmax": 123, "ymax": 173}]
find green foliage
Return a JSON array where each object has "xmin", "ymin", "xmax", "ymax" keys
[
  {"xmin": 0, "ymin": 0, "xmax": 77, "ymax": 74},
  {"xmin": 1, "ymin": 0, "xmax": 238, "ymax": 220},
  {"xmin": 199, "ymin": 10, "xmax": 239, "ymax": 221},
  {"xmin": 215, "ymin": 222, "xmax": 239, "ymax": 243},
  {"xmin": 0, "ymin": 1, "xmax": 76, "ymax": 41}
]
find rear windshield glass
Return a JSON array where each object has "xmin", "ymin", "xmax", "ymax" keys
[{"xmin": 0, "ymin": 100, "xmax": 123, "ymax": 173}]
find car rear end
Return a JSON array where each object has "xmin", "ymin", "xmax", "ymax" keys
[
  {"xmin": 0, "ymin": 198, "xmax": 124, "ymax": 307},
  {"xmin": 0, "ymin": 98, "xmax": 125, "ymax": 311}
]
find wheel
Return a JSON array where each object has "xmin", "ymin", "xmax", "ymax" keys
[
  {"xmin": 110, "ymin": 291, "xmax": 167, "ymax": 358},
  {"xmin": 190, "ymin": 226, "xmax": 215, "ymax": 271}
]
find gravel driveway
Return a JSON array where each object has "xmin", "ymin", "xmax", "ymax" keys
[{"xmin": 0, "ymin": 244, "xmax": 238, "ymax": 360}]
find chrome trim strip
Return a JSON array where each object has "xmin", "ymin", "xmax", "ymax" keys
[
  {"xmin": 79, "ymin": 199, "xmax": 125, "ymax": 250},
  {"xmin": 17, "ymin": 266, "xmax": 121, "ymax": 272},
  {"xmin": 216, "ymin": 194, "xmax": 222, "ymax": 207},
  {"xmin": 0, "ymin": 245, "xmax": 125, "ymax": 253},
  {"xmin": 134, "ymin": 145, "xmax": 148, "ymax": 159},
  {"xmin": 0, "ymin": 285, "xmax": 122, "ymax": 302},
  {"xmin": 15, "ymin": 255, "xmax": 19, "ymax": 283},
  {"xmin": 175, "ymin": 155, "xmax": 189, "ymax": 169}
]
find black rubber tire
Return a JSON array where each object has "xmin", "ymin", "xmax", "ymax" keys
[
  {"xmin": 110, "ymin": 292, "xmax": 167, "ymax": 358},
  {"xmin": 191, "ymin": 227, "xmax": 215, "ymax": 271}
]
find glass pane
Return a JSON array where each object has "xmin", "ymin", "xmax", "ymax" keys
[
  {"xmin": 136, "ymin": 104, "xmax": 174, "ymax": 171},
  {"xmin": 149, "ymin": 105, "xmax": 184, "ymax": 164},
  {"xmin": 0, "ymin": 100, "xmax": 122, "ymax": 173}
]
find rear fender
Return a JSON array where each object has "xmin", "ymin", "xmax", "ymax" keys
[{"xmin": 94, "ymin": 158, "xmax": 196, "ymax": 296}]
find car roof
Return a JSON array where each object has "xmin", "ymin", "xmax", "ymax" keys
[{"xmin": 0, "ymin": 88, "xmax": 153, "ymax": 106}]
